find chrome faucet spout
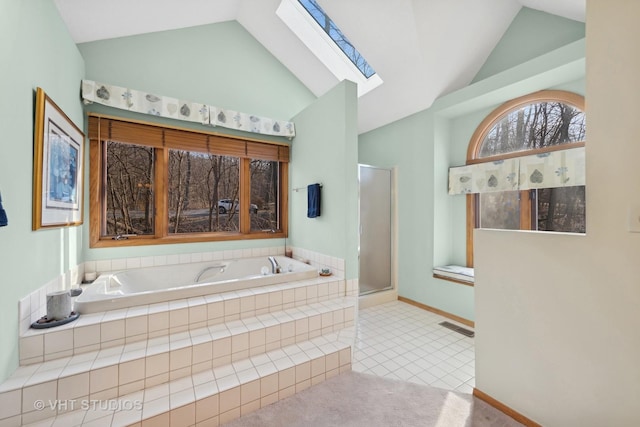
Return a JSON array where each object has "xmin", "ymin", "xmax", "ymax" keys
[{"xmin": 268, "ymin": 256, "xmax": 281, "ymax": 274}]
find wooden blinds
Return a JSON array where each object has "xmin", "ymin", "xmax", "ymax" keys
[{"xmin": 88, "ymin": 115, "xmax": 290, "ymax": 162}]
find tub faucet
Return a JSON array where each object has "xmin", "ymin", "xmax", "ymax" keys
[{"xmin": 268, "ymin": 256, "xmax": 281, "ymax": 274}]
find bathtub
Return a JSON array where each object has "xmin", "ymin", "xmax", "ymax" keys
[{"xmin": 75, "ymin": 256, "xmax": 317, "ymax": 313}]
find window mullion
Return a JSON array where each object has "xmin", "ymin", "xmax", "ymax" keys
[
  {"xmin": 519, "ymin": 190, "xmax": 532, "ymax": 231},
  {"xmin": 155, "ymin": 147, "xmax": 168, "ymax": 238},
  {"xmin": 89, "ymin": 138, "xmax": 103, "ymax": 247},
  {"xmin": 280, "ymin": 162, "xmax": 289, "ymax": 235},
  {"xmin": 239, "ymin": 158, "xmax": 251, "ymax": 234},
  {"xmin": 466, "ymin": 194, "xmax": 476, "ymax": 267}
]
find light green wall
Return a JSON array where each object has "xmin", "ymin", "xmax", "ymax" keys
[
  {"xmin": 359, "ymin": 13, "xmax": 585, "ymax": 321},
  {"xmin": 0, "ymin": 0, "xmax": 85, "ymax": 382},
  {"xmin": 472, "ymin": 7, "xmax": 585, "ymax": 83},
  {"xmin": 359, "ymin": 109, "xmax": 475, "ymax": 319},
  {"xmin": 447, "ymin": 108, "xmax": 490, "ymax": 265},
  {"xmin": 78, "ymin": 21, "xmax": 313, "ymax": 122},
  {"xmin": 289, "ymin": 81, "xmax": 359, "ymax": 279},
  {"xmin": 77, "ymin": 21, "xmax": 317, "ymax": 261}
]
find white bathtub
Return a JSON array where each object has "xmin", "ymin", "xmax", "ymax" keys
[{"xmin": 75, "ymin": 256, "xmax": 317, "ymax": 313}]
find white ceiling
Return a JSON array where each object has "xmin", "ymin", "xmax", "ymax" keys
[{"xmin": 53, "ymin": 0, "xmax": 585, "ymax": 134}]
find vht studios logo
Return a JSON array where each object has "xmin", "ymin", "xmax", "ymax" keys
[{"xmin": 33, "ymin": 399, "xmax": 143, "ymax": 411}]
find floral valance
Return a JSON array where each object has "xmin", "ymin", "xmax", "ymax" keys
[
  {"xmin": 448, "ymin": 146, "xmax": 585, "ymax": 195},
  {"xmin": 81, "ymin": 80, "xmax": 296, "ymax": 139}
]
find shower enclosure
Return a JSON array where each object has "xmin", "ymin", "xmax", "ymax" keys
[{"xmin": 358, "ymin": 164, "xmax": 393, "ymax": 295}]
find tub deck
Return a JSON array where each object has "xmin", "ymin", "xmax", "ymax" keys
[{"xmin": 75, "ymin": 256, "xmax": 317, "ymax": 314}]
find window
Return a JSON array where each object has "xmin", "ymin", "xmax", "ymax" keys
[
  {"xmin": 104, "ymin": 140, "xmax": 154, "ymax": 236},
  {"xmin": 88, "ymin": 115, "xmax": 289, "ymax": 247},
  {"xmin": 168, "ymin": 151, "xmax": 241, "ymax": 234},
  {"xmin": 250, "ymin": 160, "xmax": 282, "ymax": 232},
  {"xmin": 466, "ymin": 90, "xmax": 586, "ymax": 266},
  {"xmin": 276, "ymin": 0, "xmax": 383, "ymax": 96},
  {"xmin": 298, "ymin": 0, "xmax": 375, "ymax": 78}
]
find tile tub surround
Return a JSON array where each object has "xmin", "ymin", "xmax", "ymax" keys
[
  {"xmin": 19, "ymin": 276, "xmax": 350, "ymax": 365},
  {"xmin": 4, "ymin": 267, "xmax": 356, "ymax": 426},
  {"xmin": 286, "ymin": 246, "xmax": 346, "ymax": 278},
  {"xmin": 18, "ymin": 265, "xmax": 83, "ymax": 335},
  {"xmin": 19, "ymin": 245, "xmax": 347, "ymax": 335},
  {"xmin": 81, "ymin": 247, "xmax": 346, "ymax": 281}
]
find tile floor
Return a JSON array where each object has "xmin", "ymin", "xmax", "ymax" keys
[{"xmin": 352, "ymin": 300, "xmax": 475, "ymax": 394}]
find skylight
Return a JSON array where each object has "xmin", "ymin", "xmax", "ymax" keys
[
  {"xmin": 298, "ymin": 0, "xmax": 376, "ymax": 79},
  {"xmin": 276, "ymin": 0, "xmax": 383, "ymax": 97}
]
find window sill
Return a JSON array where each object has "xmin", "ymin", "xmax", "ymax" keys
[
  {"xmin": 432, "ymin": 265, "xmax": 474, "ymax": 287},
  {"xmin": 90, "ymin": 231, "xmax": 287, "ymax": 248}
]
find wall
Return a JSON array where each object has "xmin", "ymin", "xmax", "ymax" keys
[
  {"xmin": 78, "ymin": 21, "xmax": 313, "ymax": 124},
  {"xmin": 474, "ymin": 1, "xmax": 640, "ymax": 425},
  {"xmin": 77, "ymin": 21, "xmax": 317, "ymax": 261},
  {"xmin": 289, "ymin": 80, "xmax": 359, "ymax": 279},
  {"xmin": 359, "ymin": 100, "xmax": 476, "ymax": 320},
  {"xmin": 359, "ymin": 11, "xmax": 585, "ymax": 322},
  {"xmin": 472, "ymin": 7, "xmax": 585, "ymax": 83},
  {"xmin": 0, "ymin": 0, "xmax": 85, "ymax": 382}
]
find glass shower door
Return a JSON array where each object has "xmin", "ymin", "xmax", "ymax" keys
[{"xmin": 358, "ymin": 165, "xmax": 392, "ymax": 295}]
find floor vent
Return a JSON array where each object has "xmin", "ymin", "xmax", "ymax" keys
[{"xmin": 439, "ymin": 321, "xmax": 475, "ymax": 338}]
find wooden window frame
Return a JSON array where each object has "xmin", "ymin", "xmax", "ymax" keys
[
  {"xmin": 88, "ymin": 114, "xmax": 289, "ymax": 248},
  {"xmin": 465, "ymin": 90, "xmax": 585, "ymax": 266}
]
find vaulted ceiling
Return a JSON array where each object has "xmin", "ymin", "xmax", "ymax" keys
[{"xmin": 53, "ymin": 0, "xmax": 585, "ymax": 134}]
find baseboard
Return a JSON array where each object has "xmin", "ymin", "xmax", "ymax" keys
[
  {"xmin": 397, "ymin": 296, "xmax": 474, "ymax": 328},
  {"xmin": 359, "ymin": 289, "xmax": 398, "ymax": 309},
  {"xmin": 473, "ymin": 388, "xmax": 542, "ymax": 427}
]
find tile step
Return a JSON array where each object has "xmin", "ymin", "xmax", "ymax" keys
[
  {"xmin": 18, "ymin": 331, "xmax": 354, "ymax": 427},
  {"xmin": 0, "ymin": 297, "xmax": 355, "ymax": 423},
  {"xmin": 20, "ymin": 276, "xmax": 350, "ymax": 365}
]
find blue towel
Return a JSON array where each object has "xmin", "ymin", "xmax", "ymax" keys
[
  {"xmin": 307, "ymin": 183, "xmax": 321, "ymax": 218},
  {"xmin": 0, "ymin": 192, "xmax": 7, "ymax": 227}
]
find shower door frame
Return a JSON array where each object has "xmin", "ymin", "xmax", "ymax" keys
[{"xmin": 358, "ymin": 164, "xmax": 396, "ymax": 296}]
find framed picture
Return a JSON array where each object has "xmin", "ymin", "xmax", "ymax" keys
[{"xmin": 33, "ymin": 87, "xmax": 85, "ymax": 229}]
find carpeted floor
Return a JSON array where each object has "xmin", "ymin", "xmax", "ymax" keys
[{"xmin": 222, "ymin": 371, "xmax": 523, "ymax": 427}]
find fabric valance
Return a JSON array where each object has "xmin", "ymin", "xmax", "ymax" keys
[
  {"xmin": 448, "ymin": 146, "xmax": 585, "ymax": 195},
  {"xmin": 81, "ymin": 80, "xmax": 296, "ymax": 139}
]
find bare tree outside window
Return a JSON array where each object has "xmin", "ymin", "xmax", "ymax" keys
[
  {"xmin": 169, "ymin": 150, "xmax": 240, "ymax": 233},
  {"xmin": 104, "ymin": 144, "xmax": 285, "ymax": 236},
  {"xmin": 479, "ymin": 191, "xmax": 520, "ymax": 230},
  {"xmin": 105, "ymin": 141, "xmax": 154, "ymax": 236},
  {"xmin": 479, "ymin": 101, "xmax": 586, "ymax": 158},
  {"xmin": 250, "ymin": 160, "xmax": 280, "ymax": 232},
  {"xmin": 536, "ymin": 186, "xmax": 585, "ymax": 233}
]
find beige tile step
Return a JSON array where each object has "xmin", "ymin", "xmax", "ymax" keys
[
  {"xmin": 19, "ymin": 330, "xmax": 354, "ymax": 427},
  {"xmin": 19, "ymin": 276, "xmax": 349, "ymax": 366},
  {"xmin": 0, "ymin": 298, "xmax": 355, "ymax": 425}
]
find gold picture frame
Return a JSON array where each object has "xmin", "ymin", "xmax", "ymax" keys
[{"xmin": 33, "ymin": 87, "xmax": 85, "ymax": 230}]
